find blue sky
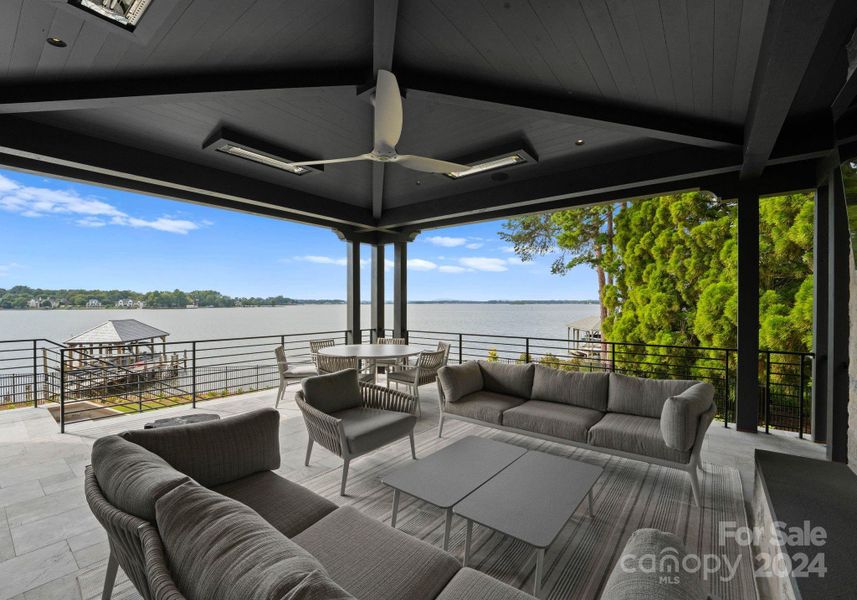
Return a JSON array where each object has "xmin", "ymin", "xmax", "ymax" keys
[{"xmin": 0, "ymin": 168, "xmax": 597, "ymax": 301}]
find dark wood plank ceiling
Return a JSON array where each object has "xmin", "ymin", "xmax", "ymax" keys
[{"xmin": 0, "ymin": 0, "xmax": 855, "ymax": 236}]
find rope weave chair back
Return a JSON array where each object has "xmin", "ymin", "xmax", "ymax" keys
[
  {"xmin": 317, "ymin": 354, "xmax": 360, "ymax": 375},
  {"xmin": 378, "ymin": 337, "xmax": 406, "ymax": 345}
]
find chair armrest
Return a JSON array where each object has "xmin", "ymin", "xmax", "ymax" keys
[
  {"xmin": 360, "ymin": 382, "xmax": 418, "ymax": 415},
  {"xmin": 295, "ymin": 392, "xmax": 345, "ymax": 457}
]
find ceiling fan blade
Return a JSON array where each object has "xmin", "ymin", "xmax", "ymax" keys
[
  {"xmin": 285, "ymin": 154, "xmax": 372, "ymax": 167},
  {"xmin": 373, "ymin": 70, "xmax": 403, "ymax": 154},
  {"xmin": 395, "ymin": 155, "xmax": 470, "ymax": 174}
]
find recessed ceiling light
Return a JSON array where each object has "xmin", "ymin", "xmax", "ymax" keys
[
  {"xmin": 575, "ymin": 139, "xmax": 585, "ymax": 146},
  {"xmin": 46, "ymin": 37, "xmax": 67, "ymax": 47},
  {"xmin": 446, "ymin": 153, "xmax": 527, "ymax": 179}
]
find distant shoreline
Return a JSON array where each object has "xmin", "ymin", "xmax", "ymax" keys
[{"xmin": 1, "ymin": 299, "xmax": 599, "ymax": 310}]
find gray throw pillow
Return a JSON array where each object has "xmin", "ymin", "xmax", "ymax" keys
[
  {"xmin": 531, "ymin": 365, "xmax": 609, "ymax": 411},
  {"xmin": 301, "ymin": 369, "xmax": 363, "ymax": 414},
  {"xmin": 438, "ymin": 361, "xmax": 484, "ymax": 403},
  {"xmin": 156, "ymin": 481, "xmax": 350, "ymax": 600},
  {"xmin": 122, "ymin": 408, "xmax": 281, "ymax": 487},
  {"xmin": 91, "ymin": 435, "xmax": 188, "ymax": 521},
  {"xmin": 477, "ymin": 361, "xmax": 535, "ymax": 399},
  {"xmin": 607, "ymin": 373, "xmax": 698, "ymax": 418},
  {"xmin": 660, "ymin": 382, "xmax": 715, "ymax": 451}
]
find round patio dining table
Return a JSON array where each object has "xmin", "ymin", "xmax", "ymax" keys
[{"xmin": 317, "ymin": 343, "xmax": 425, "ymax": 360}]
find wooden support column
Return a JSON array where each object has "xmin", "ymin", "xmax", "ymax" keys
[
  {"xmin": 346, "ymin": 240, "xmax": 361, "ymax": 344},
  {"xmin": 393, "ymin": 241, "xmax": 408, "ymax": 339},
  {"xmin": 370, "ymin": 244, "xmax": 385, "ymax": 341},
  {"xmin": 736, "ymin": 183, "xmax": 760, "ymax": 432},
  {"xmin": 827, "ymin": 165, "xmax": 849, "ymax": 462},
  {"xmin": 812, "ymin": 184, "xmax": 829, "ymax": 443}
]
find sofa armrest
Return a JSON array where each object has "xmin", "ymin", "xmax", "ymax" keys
[
  {"xmin": 660, "ymin": 382, "xmax": 715, "ymax": 452},
  {"xmin": 139, "ymin": 523, "xmax": 187, "ymax": 600},
  {"xmin": 436, "ymin": 568, "xmax": 537, "ymax": 600},
  {"xmin": 120, "ymin": 408, "xmax": 281, "ymax": 487},
  {"xmin": 296, "ymin": 392, "xmax": 345, "ymax": 457},
  {"xmin": 360, "ymin": 382, "xmax": 418, "ymax": 414}
]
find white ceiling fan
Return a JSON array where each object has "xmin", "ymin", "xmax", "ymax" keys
[{"xmin": 284, "ymin": 70, "xmax": 471, "ymax": 174}]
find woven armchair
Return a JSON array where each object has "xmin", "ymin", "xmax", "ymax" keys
[{"xmin": 296, "ymin": 372, "xmax": 418, "ymax": 495}]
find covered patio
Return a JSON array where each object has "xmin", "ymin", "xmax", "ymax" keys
[{"xmin": 1, "ymin": 1, "xmax": 857, "ymax": 599}]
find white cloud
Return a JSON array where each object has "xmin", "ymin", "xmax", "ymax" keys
[
  {"xmin": 426, "ymin": 236, "xmax": 467, "ymax": 247},
  {"xmin": 293, "ymin": 255, "xmax": 375, "ymax": 267},
  {"xmin": 500, "ymin": 246, "xmax": 516, "ymax": 253},
  {"xmin": 458, "ymin": 257, "xmax": 508, "ymax": 272},
  {"xmin": 438, "ymin": 265, "xmax": 471, "ymax": 273},
  {"xmin": 0, "ymin": 174, "xmax": 204, "ymax": 235},
  {"xmin": 0, "ymin": 262, "xmax": 22, "ymax": 277},
  {"xmin": 407, "ymin": 259, "xmax": 437, "ymax": 271},
  {"xmin": 506, "ymin": 256, "xmax": 526, "ymax": 265},
  {"xmin": 465, "ymin": 242, "xmax": 484, "ymax": 249}
]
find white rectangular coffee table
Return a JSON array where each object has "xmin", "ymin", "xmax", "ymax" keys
[
  {"xmin": 381, "ymin": 436, "xmax": 527, "ymax": 550},
  {"xmin": 453, "ymin": 450, "xmax": 602, "ymax": 597}
]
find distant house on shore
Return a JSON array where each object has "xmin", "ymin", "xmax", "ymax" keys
[
  {"xmin": 28, "ymin": 297, "xmax": 60, "ymax": 309},
  {"xmin": 27, "ymin": 298, "xmax": 40, "ymax": 309},
  {"xmin": 86, "ymin": 299, "xmax": 101, "ymax": 308},
  {"xmin": 116, "ymin": 298, "xmax": 135, "ymax": 308}
]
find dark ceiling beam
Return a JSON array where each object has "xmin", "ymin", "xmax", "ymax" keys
[
  {"xmin": 741, "ymin": 0, "xmax": 838, "ymax": 179},
  {"xmin": 399, "ymin": 70, "xmax": 742, "ymax": 149},
  {"xmin": 832, "ymin": 66, "xmax": 857, "ymax": 121},
  {"xmin": 0, "ymin": 67, "xmax": 368, "ymax": 114},
  {"xmin": 0, "ymin": 116, "xmax": 375, "ymax": 228},
  {"xmin": 411, "ymin": 161, "xmax": 818, "ymax": 232},
  {"xmin": 371, "ymin": 0, "xmax": 399, "ymax": 221},
  {"xmin": 379, "ymin": 147, "xmax": 743, "ymax": 228}
]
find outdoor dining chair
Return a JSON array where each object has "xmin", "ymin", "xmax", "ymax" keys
[
  {"xmin": 317, "ymin": 353, "xmax": 374, "ymax": 383},
  {"xmin": 274, "ymin": 346, "xmax": 317, "ymax": 408},
  {"xmin": 309, "ymin": 338, "xmax": 336, "ymax": 367},
  {"xmin": 375, "ymin": 336, "xmax": 407, "ymax": 373},
  {"xmin": 386, "ymin": 347, "xmax": 448, "ymax": 416}
]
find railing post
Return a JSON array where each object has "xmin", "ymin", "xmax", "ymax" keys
[
  {"xmin": 525, "ymin": 338, "xmax": 530, "ymax": 363},
  {"xmin": 191, "ymin": 341, "xmax": 197, "ymax": 408},
  {"xmin": 764, "ymin": 351, "xmax": 771, "ymax": 433},
  {"xmin": 59, "ymin": 348, "xmax": 66, "ymax": 433},
  {"xmin": 32, "ymin": 340, "xmax": 38, "ymax": 408},
  {"xmin": 724, "ymin": 350, "xmax": 730, "ymax": 428},
  {"xmin": 458, "ymin": 334, "xmax": 463, "ymax": 364},
  {"xmin": 798, "ymin": 354, "xmax": 806, "ymax": 439},
  {"xmin": 610, "ymin": 343, "xmax": 616, "ymax": 372}
]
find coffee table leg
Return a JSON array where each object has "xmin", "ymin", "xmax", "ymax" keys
[
  {"xmin": 534, "ymin": 548, "xmax": 545, "ymax": 598},
  {"xmin": 463, "ymin": 520, "xmax": 473, "ymax": 566},
  {"xmin": 443, "ymin": 508, "xmax": 453, "ymax": 551},
  {"xmin": 588, "ymin": 489, "xmax": 594, "ymax": 518},
  {"xmin": 391, "ymin": 489, "xmax": 400, "ymax": 528}
]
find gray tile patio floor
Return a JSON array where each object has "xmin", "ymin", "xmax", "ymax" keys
[{"xmin": 0, "ymin": 384, "xmax": 825, "ymax": 600}]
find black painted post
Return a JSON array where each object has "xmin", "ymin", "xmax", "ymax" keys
[
  {"xmin": 32, "ymin": 340, "xmax": 38, "ymax": 408},
  {"xmin": 827, "ymin": 166, "xmax": 849, "ymax": 462},
  {"xmin": 393, "ymin": 241, "xmax": 407, "ymax": 339},
  {"xmin": 346, "ymin": 240, "xmax": 361, "ymax": 344},
  {"xmin": 736, "ymin": 184, "xmax": 760, "ymax": 432},
  {"xmin": 371, "ymin": 244, "xmax": 385, "ymax": 342},
  {"xmin": 812, "ymin": 184, "xmax": 829, "ymax": 442}
]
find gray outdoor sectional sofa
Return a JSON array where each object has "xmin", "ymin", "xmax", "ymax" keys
[
  {"xmin": 437, "ymin": 361, "xmax": 716, "ymax": 506},
  {"xmin": 85, "ymin": 408, "xmax": 536, "ymax": 600}
]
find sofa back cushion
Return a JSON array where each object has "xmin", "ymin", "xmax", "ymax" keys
[
  {"xmin": 607, "ymin": 373, "xmax": 699, "ymax": 419},
  {"xmin": 478, "ymin": 361, "xmax": 534, "ymax": 399},
  {"xmin": 438, "ymin": 361, "xmax": 484, "ymax": 403},
  {"xmin": 91, "ymin": 435, "xmax": 189, "ymax": 522},
  {"xmin": 531, "ymin": 366, "xmax": 609, "ymax": 411},
  {"xmin": 660, "ymin": 383, "xmax": 715, "ymax": 451},
  {"xmin": 155, "ymin": 481, "xmax": 353, "ymax": 600},
  {"xmin": 122, "ymin": 409, "xmax": 280, "ymax": 488},
  {"xmin": 301, "ymin": 369, "xmax": 363, "ymax": 414}
]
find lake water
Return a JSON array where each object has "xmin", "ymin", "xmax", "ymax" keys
[{"xmin": 0, "ymin": 303, "xmax": 600, "ymax": 344}]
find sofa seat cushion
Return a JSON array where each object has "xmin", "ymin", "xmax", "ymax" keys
[
  {"xmin": 331, "ymin": 407, "xmax": 417, "ymax": 455},
  {"xmin": 435, "ymin": 568, "xmax": 537, "ymax": 600},
  {"xmin": 607, "ymin": 373, "xmax": 699, "ymax": 419},
  {"xmin": 302, "ymin": 369, "xmax": 363, "ymax": 414},
  {"xmin": 601, "ymin": 528, "xmax": 708, "ymax": 600},
  {"xmin": 156, "ymin": 481, "xmax": 349, "ymax": 600},
  {"xmin": 294, "ymin": 505, "xmax": 460, "ymax": 600},
  {"xmin": 438, "ymin": 362, "xmax": 484, "ymax": 403},
  {"xmin": 444, "ymin": 391, "xmax": 525, "ymax": 425},
  {"xmin": 478, "ymin": 361, "xmax": 535, "ymax": 399},
  {"xmin": 588, "ymin": 413, "xmax": 691, "ymax": 464},
  {"xmin": 212, "ymin": 471, "xmax": 337, "ymax": 537},
  {"xmin": 91, "ymin": 435, "xmax": 188, "ymax": 522},
  {"xmin": 121, "ymin": 408, "xmax": 281, "ymax": 487},
  {"xmin": 501, "ymin": 401, "xmax": 604, "ymax": 443},
  {"xmin": 531, "ymin": 366, "xmax": 609, "ymax": 411}
]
